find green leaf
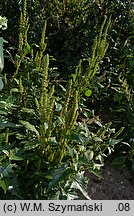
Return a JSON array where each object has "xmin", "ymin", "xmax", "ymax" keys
[
  {"xmin": 55, "ymin": 102, "xmax": 62, "ymax": 111},
  {"xmin": 2, "ymin": 150, "xmax": 9, "ymax": 157},
  {"xmin": 121, "ymin": 142, "xmax": 130, "ymax": 147},
  {"xmin": 0, "ymin": 37, "xmax": 7, "ymax": 72},
  {"xmin": 23, "ymin": 140, "xmax": 41, "ymax": 150},
  {"xmin": 66, "ymin": 131, "xmax": 81, "ymax": 142},
  {"xmin": 71, "ymin": 181, "xmax": 91, "ymax": 199},
  {"xmin": 35, "ymin": 172, "xmax": 53, "ymax": 179},
  {"xmin": 71, "ymin": 172, "xmax": 91, "ymax": 200},
  {"xmin": 0, "ymin": 163, "xmax": 16, "ymax": 175},
  {"xmin": 24, "ymin": 43, "xmax": 31, "ymax": 54},
  {"xmin": 0, "ymin": 77, "xmax": 3, "ymax": 90},
  {"xmin": 78, "ymin": 157, "xmax": 93, "ymax": 166},
  {"xmin": 84, "ymin": 89, "xmax": 92, "ymax": 97},
  {"xmin": 59, "ymin": 84, "xmax": 66, "ymax": 92},
  {"xmin": 109, "ymin": 139, "xmax": 122, "ymax": 145},
  {"xmin": 10, "ymin": 88, "xmax": 19, "ymax": 94},
  {"xmin": 90, "ymin": 170, "xmax": 103, "ymax": 179},
  {"xmin": 0, "ymin": 120, "xmax": 22, "ymax": 128},
  {"xmin": 21, "ymin": 108, "xmax": 37, "ymax": 117},
  {"xmin": 112, "ymin": 127, "xmax": 124, "ymax": 139},
  {"xmin": 114, "ymin": 108, "xmax": 126, "ymax": 112},
  {"xmin": 47, "ymin": 167, "xmax": 71, "ymax": 192},
  {"xmin": 9, "ymin": 155, "xmax": 24, "ymax": 161},
  {"xmin": 0, "ymin": 177, "xmax": 10, "ymax": 193},
  {"xmin": 84, "ymin": 150, "xmax": 94, "ymax": 161},
  {"xmin": 0, "ymin": 110, "xmax": 8, "ymax": 115},
  {"xmin": 93, "ymin": 137, "xmax": 103, "ymax": 142},
  {"xmin": 54, "ymin": 116, "xmax": 64, "ymax": 127},
  {"xmin": 50, "ymin": 72, "xmax": 60, "ymax": 78},
  {"xmin": 0, "ymin": 101, "xmax": 16, "ymax": 109},
  {"xmin": 88, "ymin": 150, "xmax": 94, "ymax": 160},
  {"xmin": 19, "ymin": 120, "xmax": 40, "ymax": 137},
  {"xmin": 66, "ymin": 145, "xmax": 74, "ymax": 158}
]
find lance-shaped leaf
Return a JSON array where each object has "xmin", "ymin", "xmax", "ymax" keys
[
  {"xmin": 19, "ymin": 120, "xmax": 40, "ymax": 138},
  {"xmin": 0, "ymin": 77, "xmax": 3, "ymax": 90},
  {"xmin": 0, "ymin": 37, "xmax": 8, "ymax": 72}
]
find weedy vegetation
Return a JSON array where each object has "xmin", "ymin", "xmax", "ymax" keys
[{"xmin": 0, "ymin": 0, "xmax": 134, "ymax": 199}]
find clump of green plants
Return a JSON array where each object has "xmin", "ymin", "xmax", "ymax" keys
[
  {"xmin": 107, "ymin": 2, "xmax": 134, "ymax": 171},
  {"xmin": 0, "ymin": 16, "xmax": 7, "ymax": 76},
  {"xmin": 0, "ymin": 0, "xmax": 125, "ymax": 199}
]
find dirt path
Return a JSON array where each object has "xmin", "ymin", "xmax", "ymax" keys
[{"xmin": 86, "ymin": 162, "xmax": 134, "ymax": 200}]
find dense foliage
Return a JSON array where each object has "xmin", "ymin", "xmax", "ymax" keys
[{"xmin": 0, "ymin": 0, "xmax": 134, "ymax": 199}]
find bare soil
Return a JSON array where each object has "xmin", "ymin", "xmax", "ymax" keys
[{"xmin": 86, "ymin": 162, "xmax": 134, "ymax": 200}]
